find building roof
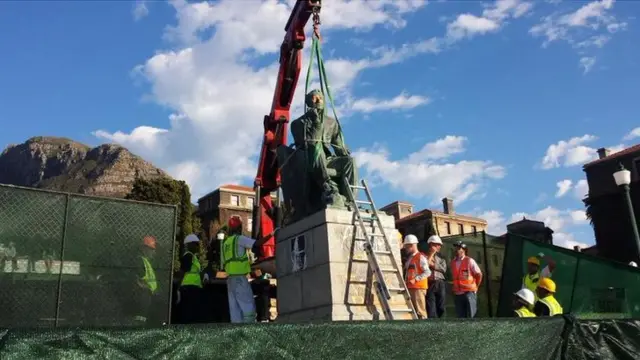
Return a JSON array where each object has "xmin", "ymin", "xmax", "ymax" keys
[
  {"xmin": 583, "ymin": 143, "xmax": 640, "ymax": 168},
  {"xmin": 396, "ymin": 208, "xmax": 487, "ymax": 224},
  {"xmin": 507, "ymin": 217, "xmax": 544, "ymax": 226},
  {"xmin": 380, "ymin": 200, "xmax": 413, "ymax": 209},
  {"xmin": 220, "ymin": 184, "xmax": 254, "ymax": 192}
]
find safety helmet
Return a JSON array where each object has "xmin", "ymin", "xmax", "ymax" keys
[
  {"xmin": 143, "ymin": 235, "xmax": 156, "ymax": 250},
  {"xmin": 184, "ymin": 234, "xmax": 200, "ymax": 244},
  {"xmin": 538, "ymin": 277, "xmax": 556, "ymax": 293},
  {"xmin": 629, "ymin": 261, "xmax": 638, "ymax": 267},
  {"xmin": 453, "ymin": 240, "xmax": 466, "ymax": 249},
  {"xmin": 527, "ymin": 256, "xmax": 540, "ymax": 266},
  {"xmin": 514, "ymin": 288, "xmax": 535, "ymax": 306},
  {"xmin": 403, "ymin": 234, "xmax": 419, "ymax": 245},
  {"xmin": 427, "ymin": 235, "xmax": 443, "ymax": 245},
  {"xmin": 228, "ymin": 216, "xmax": 242, "ymax": 229}
]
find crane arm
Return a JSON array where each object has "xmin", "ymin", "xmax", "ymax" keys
[{"xmin": 252, "ymin": 0, "xmax": 321, "ymax": 261}]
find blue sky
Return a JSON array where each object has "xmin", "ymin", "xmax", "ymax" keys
[{"xmin": 1, "ymin": 0, "xmax": 639, "ymax": 248}]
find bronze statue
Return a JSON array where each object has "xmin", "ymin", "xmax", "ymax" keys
[{"xmin": 277, "ymin": 90, "xmax": 358, "ymax": 223}]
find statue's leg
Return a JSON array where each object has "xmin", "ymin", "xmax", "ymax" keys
[
  {"xmin": 306, "ymin": 147, "xmax": 339, "ymax": 207},
  {"xmin": 327, "ymin": 156, "xmax": 358, "ymax": 197}
]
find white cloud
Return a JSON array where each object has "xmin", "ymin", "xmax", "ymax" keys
[
  {"xmin": 574, "ymin": 179, "xmax": 589, "ymax": 199},
  {"xmin": 555, "ymin": 179, "xmax": 572, "ymax": 198},
  {"xmin": 445, "ymin": 0, "xmax": 533, "ymax": 42},
  {"xmin": 539, "ymin": 135, "xmax": 626, "ymax": 169},
  {"xmin": 623, "ymin": 127, "xmax": 640, "ymax": 141},
  {"xmin": 540, "ymin": 134, "xmax": 599, "ymax": 169},
  {"xmin": 354, "ymin": 136, "xmax": 506, "ymax": 205},
  {"xmin": 132, "ymin": 0, "xmax": 149, "ymax": 21},
  {"xmin": 529, "ymin": 0, "xmax": 625, "ymax": 71},
  {"xmin": 478, "ymin": 206, "xmax": 592, "ymax": 248},
  {"xmin": 351, "ymin": 92, "xmax": 430, "ymax": 113},
  {"xmin": 579, "ymin": 56, "xmax": 596, "ymax": 74},
  {"xmin": 93, "ymin": 0, "xmax": 428, "ymax": 199}
]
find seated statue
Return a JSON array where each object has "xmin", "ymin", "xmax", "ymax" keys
[{"xmin": 277, "ymin": 89, "xmax": 358, "ymax": 224}]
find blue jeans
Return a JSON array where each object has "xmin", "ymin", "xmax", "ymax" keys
[{"xmin": 454, "ymin": 292, "xmax": 477, "ymax": 318}]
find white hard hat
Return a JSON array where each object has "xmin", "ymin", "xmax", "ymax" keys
[
  {"xmin": 403, "ymin": 234, "xmax": 419, "ymax": 245},
  {"xmin": 184, "ymin": 234, "xmax": 200, "ymax": 244},
  {"xmin": 514, "ymin": 288, "xmax": 535, "ymax": 306},
  {"xmin": 427, "ymin": 235, "xmax": 443, "ymax": 245},
  {"xmin": 629, "ymin": 261, "xmax": 638, "ymax": 267},
  {"xmin": 217, "ymin": 232, "xmax": 225, "ymax": 240}
]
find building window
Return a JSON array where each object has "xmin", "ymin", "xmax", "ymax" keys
[
  {"xmin": 247, "ymin": 197, "xmax": 254, "ymax": 209},
  {"xmin": 472, "ymin": 225, "xmax": 477, "ymax": 236},
  {"xmin": 458, "ymin": 223, "xmax": 464, "ymax": 234},
  {"xmin": 230, "ymin": 195, "xmax": 239, "ymax": 206},
  {"xmin": 445, "ymin": 221, "xmax": 451, "ymax": 234},
  {"xmin": 247, "ymin": 218, "xmax": 253, "ymax": 232}
]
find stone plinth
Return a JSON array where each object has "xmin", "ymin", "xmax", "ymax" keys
[{"xmin": 276, "ymin": 208, "xmax": 411, "ymax": 322}]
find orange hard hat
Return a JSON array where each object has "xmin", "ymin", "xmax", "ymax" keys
[
  {"xmin": 143, "ymin": 235, "xmax": 156, "ymax": 250},
  {"xmin": 228, "ymin": 216, "xmax": 242, "ymax": 229}
]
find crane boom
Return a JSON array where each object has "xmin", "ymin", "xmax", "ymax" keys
[{"xmin": 252, "ymin": 0, "xmax": 321, "ymax": 261}]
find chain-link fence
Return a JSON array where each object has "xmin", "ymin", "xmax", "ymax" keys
[
  {"xmin": 496, "ymin": 233, "xmax": 640, "ymax": 318},
  {"xmin": 0, "ymin": 184, "xmax": 177, "ymax": 328},
  {"xmin": 416, "ymin": 231, "xmax": 505, "ymax": 318}
]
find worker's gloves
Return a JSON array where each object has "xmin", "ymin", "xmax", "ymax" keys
[
  {"xmin": 176, "ymin": 290, "xmax": 181, "ymax": 304},
  {"xmin": 203, "ymin": 273, "xmax": 210, "ymax": 283},
  {"xmin": 538, "ymin": 252, "xmax": 545, "ymax": 258}
]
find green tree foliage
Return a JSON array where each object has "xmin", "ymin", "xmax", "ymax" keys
[{"xmin": 126, "ymin": 177, "xmax": 205, "ymax": 271}]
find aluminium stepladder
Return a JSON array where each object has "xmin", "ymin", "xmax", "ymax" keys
[{"xmin": 344, "ymin": 178, "xmax": 419, "ymax": 320}]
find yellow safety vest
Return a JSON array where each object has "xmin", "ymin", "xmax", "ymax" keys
[
  {"xmin": 515, "ymin": 307, "xmax": 536, "ymax": 318},
  {"xmin": 141, "ymin": 256, "xmax": 158, "ymax": 294},
  {"xmin": 181, "ymin": 251, "xmax": 202, "ymax": 288},
  {"xmin": 538, "ymin": 295, "xmax": 563, "ymax": 316},
  {"xmin": 222, "ymin": 235, "xmax": 251, "ymax": 276},
  {"xmin": 523, "ymin": 273, "xmax": 540, "ymax": 301}
]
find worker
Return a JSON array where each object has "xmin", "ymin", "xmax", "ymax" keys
[
  {"xmin": 513, "ymin": 288, "xmax": 536, "ymax": 318},
  {"xmin": 290, "ymin": 89, "xmax": 358, "ymax": 207},
  {"xmin": 135, "ymin": 235, "xmax": 158, "ymax": 324},
  {"xmin": 424, "ymin": 235, "xmax": 447, "ymax": 318},
  {"xmin": 533, "ymin": 277, "xmax": 564, "ymax": 316},
  {"xmin": 402, "ymin": 234, "xmax": 431, "ymax": 319},
  {"xmin": 522, "ymin": 253, "xmax": 555, "ymax": 299},
  {"xmin": 450, "ymin": 241, "xmax": 483, "ymax": 318},
  {"xmin": 222, "ymin": 215, "xmax": 277, "ymax": 323},
  {"xmin": 177, "ymin": 233, "xmax": 203, "ymax": 324}
]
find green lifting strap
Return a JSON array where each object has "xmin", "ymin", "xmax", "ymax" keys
[{"xmin": 303, "ymin": 33, "xmax": 347, "ymax": 164}]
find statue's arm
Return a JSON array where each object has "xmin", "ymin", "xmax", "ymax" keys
[{"xmin": 330, "ymin": 120, "xmax": 350, "ymax": 156}]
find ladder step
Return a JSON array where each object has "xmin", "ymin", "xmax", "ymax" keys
[
  {"xmin": 380, "ymin": 267, "xmax": 398, "ymax": 272},
  {"xmin": 350, "ymin": 185, "xmax": 366, "ymax": 190},
  {"xmin": 355, "ymin": 200, "xmax": 372, "ymax": 205},
  {"xmin": 391, "ymin": 308, "xmax": 414, "ymax": 313},
  {"xmin": 374, "ymin": 250, "xmax": 391, "ymax": 255},
  {"xmin": 388, "ymin": 287, "xmax": 406, "ymax": 292}
]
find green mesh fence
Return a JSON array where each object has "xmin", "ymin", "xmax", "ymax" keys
[
  {"xmin": 496, "ymin": 233, "xmax": 640, "ymax": 318},
  {"xmin": 0, "ymin": 184, "xmax": 177, "ymax": 328},
  {"xmin": 417, "ymin": 231, "xmax": 505, "ymax": 318}
]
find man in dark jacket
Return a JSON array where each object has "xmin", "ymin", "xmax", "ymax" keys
[{"xmin": 424, "ymin": 235, "xmax": 447, "ymax": 318}]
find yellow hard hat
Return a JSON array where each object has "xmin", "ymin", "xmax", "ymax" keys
[
  {"xmin": 538, "ymin": 277, "xmax": 556, "ymax": 293},
  {"xmin": 527, "ymin": 256, "xmax": 540, "ymax": 266}
]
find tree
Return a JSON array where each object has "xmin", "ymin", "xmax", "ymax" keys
[{"xmin": 126, "ymin": 177, "xmax": 197, "ymax": 271}]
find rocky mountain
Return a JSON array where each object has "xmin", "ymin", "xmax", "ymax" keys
[{"xmin": 0, "ymin": 136, "xmax": 169, "ymax": 198}]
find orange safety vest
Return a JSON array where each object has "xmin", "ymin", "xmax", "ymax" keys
[
  {"xmin": 451, "ymin": 256, "xmax": 478, "ymax": 293},
  {"xmin": 406, "ymin": 253, "xmax": 429, "ymax": 290}
]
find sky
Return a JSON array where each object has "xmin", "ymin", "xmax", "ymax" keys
[{"xmin": 1, "ymin": 0, "xmax": 639, "ymax": 249}]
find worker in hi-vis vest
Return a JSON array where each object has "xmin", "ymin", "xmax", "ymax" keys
[
  {"xmin": 176, "ymin": 234, "xmax": 203, "ymax": 324},
  {"xmin": 522, "ymin": 253, "xmax": 556, "ymax": 301},
  {"xmin": 221, "ymin": 216, "xmax": 277, "ymax": 323},
  {"xmin": 135, "ymin": 235, "xmax": 158, "ymax": 324},
  {"xmin": 534, "ymin": 277, "xmax": 564, "ymax": 316},
  {"xmin": 513, "ymin": 288, "xmax": 536, "ymax": 318}
]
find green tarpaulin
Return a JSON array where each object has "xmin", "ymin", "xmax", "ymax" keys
[{"xmin": 1, "ymin": 317, "xmax": 639, "ymax": 359}]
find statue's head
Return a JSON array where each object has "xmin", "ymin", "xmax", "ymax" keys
[{"xmin": 306, "ymin": 89, "xmax": 324, "ymax": 110}]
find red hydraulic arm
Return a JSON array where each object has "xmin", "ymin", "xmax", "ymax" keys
[{"xmin": 252, "ymin": 0, "xmax": 322, "ymax": 261}]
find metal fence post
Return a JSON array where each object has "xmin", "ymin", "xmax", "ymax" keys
[
  {"xmin": 481, "ymin": 231, "xmax": 493, "ymax": 317},
  {"xmin": 568, "ymin": 256, "xmax": 581, "ymax": 313},
  {"xmin": 54, "ymin": 193, "xmax": 71, "ymax": 327},
  {"xmin": 167, "ymin": 205, "xmax": 179, "ymax": 326}
]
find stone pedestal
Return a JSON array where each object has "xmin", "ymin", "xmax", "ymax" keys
[{"xmin": 275, "ymin": 208, "xmax": 411, "ymax": 322}]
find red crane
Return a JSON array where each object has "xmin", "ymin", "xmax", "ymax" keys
[{"xmin": 252, "ymin": 0, "xmax": 322, "ymax": 262}]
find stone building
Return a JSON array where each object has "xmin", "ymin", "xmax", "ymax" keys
[
  {"xmin": 380, "ymin": 197, "xmax": 488, "ymax": 245},
  {"xmin": 506, "ymin": 217, "xmax": 554, "ymax": 244},
  {"xmin": 197, "ymin": 184, "xmax": 276, "ymax": 242}
]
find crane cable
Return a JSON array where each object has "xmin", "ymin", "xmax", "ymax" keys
[{"xmin": 303, "ymin": 32, "xmax": 348, "ymax": 165}]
